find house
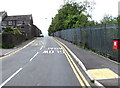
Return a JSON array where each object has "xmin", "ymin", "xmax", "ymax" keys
[
  {"xmin": 0, "ymin": 11, "xmax": 42, "ymax": 39},
  {"xmin": 1, "ymin": 13, "xmax": 33, "ymax": 39},
  {"xmin": 0, "ymin": 11, "xmax": 7, "ymax": 22},
  {"xmin": 32, "ymin": 25, "xmax": 42, "ymax": 37},
  {"xmin": 0, "ymin": 11, "xmax": 7, "ymax": 32}
]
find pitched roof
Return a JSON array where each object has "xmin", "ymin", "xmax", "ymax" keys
[
  {"xmin": 3, "ymin": 15, "xmax": 32, "ymax": 21},
  {"xmin": 0, "ymin": 11, "xmax": 5, "ymax": 16}
]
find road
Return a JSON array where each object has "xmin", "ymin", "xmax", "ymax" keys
[{"xmin": 0, "ymin": 37, "xmax": 96, "ymax": 87}]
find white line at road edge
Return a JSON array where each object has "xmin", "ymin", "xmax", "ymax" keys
[
  {"xmin": 55, "ymin": 39, "xmax": 105, "ymax": 87},
  {"xmin": 30, "ymin": 52, "xmax": 39, "ymax": 62},
  {"xmin": 0, "ymin": 68, "xmax": 23, "ymax": 87},
  {"xmin": 40, "ymin": 46, "xmax": 43, "ymax": 50}
]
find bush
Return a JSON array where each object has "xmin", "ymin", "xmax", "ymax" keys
[
  {"xmin": 2, "ymin": 27, "xmax": 22, "ymax": 34},
  {"xmin": 2, "ymin": 42, "xmax": 14, "ymax": 49}
]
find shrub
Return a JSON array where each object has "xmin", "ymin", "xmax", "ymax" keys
[
  {"xmin": 2, "ymin": 42, "xmax": 14, "ymax": 49},
  {"xmin": 2, "ymin": 27, "xmax": 22, "ymax": 34}
]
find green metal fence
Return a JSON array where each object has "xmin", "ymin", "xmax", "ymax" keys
[{"xmin": 53, "ymin": 23, "xmax": 118, "ymax": 61}]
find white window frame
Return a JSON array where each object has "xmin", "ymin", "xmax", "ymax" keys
[{"xmin": 8, "ymin": 21, "xmax": 12, "ymax": 25}]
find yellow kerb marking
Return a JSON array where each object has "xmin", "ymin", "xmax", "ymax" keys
[
  {"xmin": 0, "ymin": 40, "xmax": 35, "ymax": 59},
  {"xmin": 54, "ymin": 39, "xmax": 92, "ymax": 88},
  {"xmin": 87, "ymin": 68, "xmax": 119, "ymax": 80}
]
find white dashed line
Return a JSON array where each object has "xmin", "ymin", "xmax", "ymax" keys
[
  {"xmin": 40, "ymin": 46, "xmax": 43, "ymax": 50},
  {"xmin": 0, "ymin": 68, "xmax": 23, "ymax": 87},
  {"xmin": 30, "ymin": 52, "xmax": 39, "ymax": 62}
]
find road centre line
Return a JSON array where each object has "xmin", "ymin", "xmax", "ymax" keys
[
  {"xmin": 0, "ymin": 68, "xmax": 23, "ymax": 88},
  {"xmin": 30, "ymin": 52, "xmax": 39, "ymax": 62},
  {"xmin": 40, "ymin": 46, "xmax": 43, "ymax": 50},
  {"xmin": 54, "ymin": 39, "xmax": 91, "ymax": 88}
]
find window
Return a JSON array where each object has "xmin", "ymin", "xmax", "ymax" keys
[
  {"xmin": 17, "ymin": 21, "xmax": 22, "ymax": 26},
  {"xmin": 21, "ymin": 26, "xmax": 24, "ymax": 28},
  {"xmin": 8, "ymin": 21, "xmax": 12, "ymax": 25},
  {"xmin": 2, "ymin": 21, "xmax": 7, "ymax": 26},
  {"xmin": 12, "ymin": 21, "xmax": 15, "ymax": 25},
  {"xmin": 22, "ymin": 21, "xmax": 25, "ymax": 24}
]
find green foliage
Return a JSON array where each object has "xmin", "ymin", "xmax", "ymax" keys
[
  {"xmin": 64, "ymin": 14, "xmax": 89, "ymax": 29},
  {"xmin": 100, "ymin": 14, "xmax": 117, "ymax": 24},
  {"xmin": 48, "ymin": 1, "xmax": 95, "ymax": 35},
  {"xmin": 2, "ymin": 27, "xmax": 22, "ymax": 34},
  {"xmin": 117, "ymin": 16, "xmax": 120, "ymax": 22},
  {"xmin": 2, "ymin": 42, "xmax": 14, "ymax": 49}
]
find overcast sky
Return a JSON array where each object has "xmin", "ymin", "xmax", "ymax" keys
[{"xmin": 0, "ymin": 0, "xmax": 119, "ymax": 36}]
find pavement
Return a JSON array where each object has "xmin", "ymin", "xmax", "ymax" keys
[
  {"xmin": 55, "ymin": 37, "xmax": 120, "ymax": 88},
  {"xmin": 0, "ymin": 36, "xmax": 119, "ymax": 88},
  {"xmin": 0, "ymin": 38, "xmax": 35, "ymax": 57}
]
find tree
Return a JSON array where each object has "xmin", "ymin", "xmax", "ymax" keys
[
  {"xmin": 48, "ymin": 1, "xmax": 95, "ymax": 34},
  {"xmin": 100, "ymin": 14, "xmax": 117, "ymax": 24}
]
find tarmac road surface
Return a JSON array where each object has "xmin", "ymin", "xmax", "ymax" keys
[{"xmin": 0, "ymin": 37, "xmax": 96, "ymax": 88}]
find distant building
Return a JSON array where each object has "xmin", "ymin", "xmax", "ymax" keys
[
  {"xmin": 0, "ymin": 11, "xmax": 42, "ymax": 38},
  {"xmin": 32, "ymin": 25, "xmax": 42, "ymax": 37}
]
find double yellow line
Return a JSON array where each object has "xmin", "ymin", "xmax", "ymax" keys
[{"xmin": 54, "ymin": 39, "xmax": 92, "ymax": 88}]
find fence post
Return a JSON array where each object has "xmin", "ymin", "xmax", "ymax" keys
[{"xmin": 104, "ymin": 24, "xmax": 107, "ymax": 55}]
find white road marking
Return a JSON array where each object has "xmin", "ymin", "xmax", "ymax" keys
[
  {"xmin": 49, "ymin": 50, "xmax": 54, "ymax": 54},
  {"xmin": 43, "ymin": 51, "xmax": 48, "ymax": 54},
  {"xmin": 30, "ymin": 52, "xmax": 39, "ymax": 61},
  {"xmin": 58, "ymin": 51, "xmax": 62, "ymax": 54},
  {"xmin": 43, "ymin": 47, "xmax": 64, "ymax": 54},
  {"xmin": 40, "ymin": 46, "xmax": 43, "ymax": 50},
  {"xmin": 59, "ymin": 51, "xmax": 62, "ymax": 53},
  {"xmin": 51, "ymin": 51, "xmax": 54, "ymax": 53},
  {"xmin": 0, "ymin": 68, "xmax": 23, "ymax": 87}
]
